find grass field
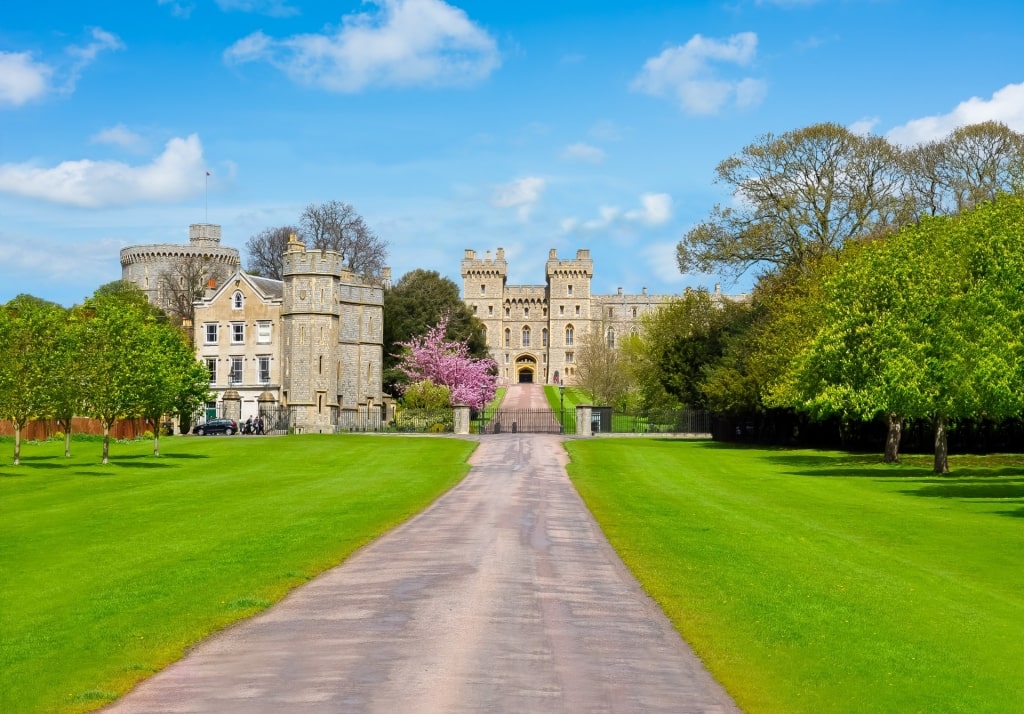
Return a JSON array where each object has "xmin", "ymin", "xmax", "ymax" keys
[
  {"xmin": 564, "ymin": 439, "xmax": 1024, "ymax": 714},
  {"xmin": 0, "ymin": 434, "xmax": 476, "ymax": 714}
]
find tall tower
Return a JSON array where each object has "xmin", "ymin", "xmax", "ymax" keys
[
  {"xmin": 546, "ymin": 249, "xmax": 593, "ymax": 385},
  {"xmin": 119, "ymin": 224, "xmax": 240, "ymax": 310},
  {"xmin": 461, "ymin": 248, "xmax": 508, "ymax": 359},
  {"xmin": 281, "ymin": 236, "xmax": 343, "ymax": 433}
]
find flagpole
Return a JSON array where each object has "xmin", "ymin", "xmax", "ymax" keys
[{"xmin": 205, "ymin": 171, "xmax": 209, "ymax": 223}]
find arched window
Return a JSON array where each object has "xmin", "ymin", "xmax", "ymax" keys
[
  {"xmin": 565, "ymin": 325, "xmax": 574, "ymax": 346},
  {"xmin": 522, "ymin": 326, "xmax": 530, "ymax": 347},
  {"xmin": 542, "ymin": 328, "xmax": 548, "ymax": 347},
  {"xmin": 504, "ymin": 328, "xmax": 511, "ymax": 347},
  {"xmin": 607, "ymin": 327, "xmax": 615, "ymax": 348},
  {"xmin": 232, "ymin": 291, "xmax": 243, "ymax": 309},
  {"xmin": 482, "ymin": 325, "xmax": 488, "ymax": 343},
  {"xmin": 524, "ymin": 306, "xmax": 529, "ymax": 318}
]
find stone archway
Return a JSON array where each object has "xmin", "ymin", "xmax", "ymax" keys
[{"xmin": 515, "ymin": 354, "xmax": 537, "ymax": 384}]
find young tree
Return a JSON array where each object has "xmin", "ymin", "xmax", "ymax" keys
[
  {"xmin": 0, "ymin": 296, "xmax": 66, "ymax": 465},
  {"xmin": 574, "ymin": 320, "xmax": 632, "ymax": 407},
  {"xmin": 678, "ymin": 123, "xmax": 909, "ymax": 279},
  {"xmin": 395, "ymin": 314, "xmax": 497, "ymax": 410},
  {"xmin": 244, "ymin": 225, "xmax": 299, "ymax": 280}
]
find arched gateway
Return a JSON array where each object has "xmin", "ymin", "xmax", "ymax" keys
[{"xmin": 515, "ymin": 354, "xmax": 538, "ymax": 383}]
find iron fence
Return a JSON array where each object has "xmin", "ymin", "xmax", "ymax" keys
[{"xmin": 611, "ymin": 409, "xmax": 712, "ymax": 435}]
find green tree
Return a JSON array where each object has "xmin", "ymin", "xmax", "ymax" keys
[
  {"xmin": 383, "ymin": 269, "xmax": 487, "ymax": 394},
  {"xmin": 629, "ymin": 289, "xmax": 751, "ymax": 411},
  {"xmin": 401, "ymin": 380, "xmax": 452, "ymax": 409},
  {"xmin": 678, "ymin": 122, "xmax": 909, "ymax": 279},
  {"xmin": 0, "ymin": 296, "xmax": 66, "ymax": 465},
  {"xmin": 775, "ymin": 194, "xmax": 1024, "ymax": 473}
]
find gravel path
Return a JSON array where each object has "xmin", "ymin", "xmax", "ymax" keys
[{"xmin": 103, "ymin": 388, "xmax": 740, "ymax": 713}]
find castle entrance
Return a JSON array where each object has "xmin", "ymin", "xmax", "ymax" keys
[{"xmin": 515, "ymin": 355, "xmax": 537, "ymax": 384}]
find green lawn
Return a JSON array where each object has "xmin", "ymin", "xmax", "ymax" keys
[
  {"xmin": 564, "ymin": 439, "xmax": 1024, "ymax": 714},
  {"xmin": 0, "ymin": 434, "xmax": 475, "ymax": 714}
]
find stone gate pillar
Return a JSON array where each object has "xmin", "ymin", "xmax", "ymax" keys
[
  {"xmin": 576, "ymin": 405, "xmax": 592, "ymax": 437},
  {"xmin": 222, "ymin": 390, "xmax": 242, "ymax": 422},
  {"xmin": 454, "ymin": 405, "xmax": 471, "ymax": 435}
]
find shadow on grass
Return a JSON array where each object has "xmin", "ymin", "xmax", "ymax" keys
[{"xmin": 904, "ymin": 481, "xmax": 1024, "ymax": 500}]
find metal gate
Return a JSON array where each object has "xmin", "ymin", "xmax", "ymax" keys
[{"xmin": 474, "ymin": 408, "xmax": 576, "ymax": 435}]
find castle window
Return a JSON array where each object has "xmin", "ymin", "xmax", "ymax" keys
[
  {"xmin": 232, "ymin": 291, "xmax": 243, "ymax": 309},
  {"xmin": 488, "ymin": 305, "xmax": 494, "ymax": 316},
  {"xmin": 542, "ymin": 328, "xmax": 548, "ymax": 347},
  {"xmin": 568, "ymin": 285, "xmax": 573, "ymax": 296},
  {"xmin": 559, "ymin": 305, "xmax": 564, "ymax": 316},
  {"xmin": 575, "ymin": 305, "xmax": 580, "ymax": 316},
  {"xmin": 257, "ymin": 321, "xmax": 272, "ymax": 344},
  {"xmin": 607, "ymin": 327, "xmax": 615, "ymax": 349},
  {"xmin": 522, "ymin": 326, "xmax": 530, "ymax": 347},
  {"xmin": 473, "ymin": 305, "xmax": 478, "ymax": 314},
  {"xmin": 481, "ymin": 284, "xmax": 486, "ymax": 295},
  {"xmin": 632, "ymin": 307, "xmax": 637, "ymax": 318},
  {"xmin": 566, "ymin": 351, "xmax": 574, "ymax": 363},
  {"xmin": 524, "ymin": 307, "xmax": 529, "ymax": 318},
  {"xmin": 504, "ymin": 328, "xmax": 511, "ymax": 347},
  {"xmin": 231, "ymin": 322, "xmax": 245, "ymax": 344},
  {"xmin": 258, "ymin": 356, "xmax": 271, "ymax": 384},
  {"xmin": 229, "ymin": 357, "xmax": 243, "ymax": 385},
  {"xmin": 608, "ymin": 307, "xmax": 614, "ymax": 318},
  {"xmin": 505, "ymin": 307, "xmax": 510, "ymax": 318},
  {"xmin": 565, "ymin": 325, "xmax": 574, "ymax": 346},
  {"xmin": 482, "ymin": 325, "xmax": 488, "ymax": 342},
  {"xmin": 205, "ymin": 358, "xmax": 217, "ymax": 384},
  {"xmin": 204, "ymin": 323, "xmax": 218, "ymax": 344},
  {"xmin": 505, "ymin": 353, "xmax": 510, "ymax": 363}
]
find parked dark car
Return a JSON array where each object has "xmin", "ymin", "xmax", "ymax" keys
[{"xmin": 192, "ymin": 418, "xmax": 239, "ymax": 436}]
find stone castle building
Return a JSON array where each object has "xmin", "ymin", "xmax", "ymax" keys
[
  {"xmin": 122, "ymin": 226, "xmax": 386, "ymax": 432},
  {"xmin": 462, "ymin": 247, "xmax": 691, "ymax": 386},
  {"xmin": 120, "ymin": 224, "xmax": 241, "ymax": 313}
]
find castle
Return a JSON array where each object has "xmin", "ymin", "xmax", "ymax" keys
[
  {"xmin": 121, "ymin": 226, "xmax": 386, "ymax": 432},
  {"xmin": 461, "ymin": 247, "xmax": 717, "ymax": 386}
]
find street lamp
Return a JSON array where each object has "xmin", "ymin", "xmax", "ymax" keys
[{"xmin": 559, "ymin": 384, "xmax": 565, "ymax": 433}]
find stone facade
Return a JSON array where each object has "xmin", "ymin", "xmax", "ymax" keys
[
  {"xmin": 123, "ymin": 227, "xmax": 385, "ymax": 433},
  {"xmin": 120, "ymin": 224, "xmax": 241, "ymax": 313},
  {"xmin": 461, "ymin": 247, "xmax": 740, "ymax": 386}
]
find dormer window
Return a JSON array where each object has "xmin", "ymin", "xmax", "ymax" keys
[{"xmin": 232, "ymin": 291, "xmax": 243, "ymax": 309}]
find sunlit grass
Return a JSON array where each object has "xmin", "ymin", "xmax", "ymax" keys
[
  {"xmin": 0, "ymin": 434, "xmax": 475, "ymax": 714},
  {"xmin": 565, "ymin": 440, "xmax": 1024, "ymax": 714}
]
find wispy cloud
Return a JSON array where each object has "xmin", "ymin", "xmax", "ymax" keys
[
  {"xmin": 561, "ymin": 142, "xmax": 605, "ymax": 164},
  {"xmin": 158, "ymin": 0, "xmax": 195, "ymax": 19},
  {"xmin": 0, "ymin": 52, "xmax": 51, "ymax": 107},
  {"xmin": 492, "ymin": 176, "xmax": 546, "ymax": 221},
  {"xmin": 848, "ymin": 116, "xmax": 879, "ymax": 136},
  {"xmin": 631, "ymin": 32, "xmax": 766, "ymax": 115},
  {"xmin": 564, "ymin": 193, "xmax": 673, "ymax": 233},
  {"xmin": 0, "ymin": 28, "xmax": 121, "ymax": 108},
  {"xmin": 216, "ymin": 0, "xmax": 299, "ymax": 18},
  {"xmin": 224, "ymin": 0, "xmax": 500, "ymax": 92},
  {"xmin": 0, "ymin": 134, "xmax": 207, "ymax": 208},
  {"xmin": 886, "ymin": 81, "xmax": 1024, "ymax": 145},
  {"xmin": 90, "ymin": 124, "xmax": 150, "ymax": 153}
]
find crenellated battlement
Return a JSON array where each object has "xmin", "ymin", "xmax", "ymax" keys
[{"xmin": 461, "ymin": 247, "xmax": 508, "ymax": 277}]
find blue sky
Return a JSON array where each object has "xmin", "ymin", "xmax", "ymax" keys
[{"xmin": 3, "ymin": 0, "xmax": 1024, "ymax": 306}]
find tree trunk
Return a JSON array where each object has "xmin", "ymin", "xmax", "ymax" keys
[
  {"xmin": 102, "ymin": 423, "xmax": 110, "ymax": 465},
  {"xmin": 153, "ymin": 422, "xmax": 160, "ymax": 457},
  {"xmin": 933, "ymin": 416, "xmax": 949, "ymax": 474},
  {"xmin": 64, "ymin": 429, "xmax": 71, "ymax": 458},
  {"xmin": 14, "ymin": 424, "xmax": 21, "ymax": 466},
  {"xmin": 884, "ymin": 412, "xmax": 902, "ymax": 463}
]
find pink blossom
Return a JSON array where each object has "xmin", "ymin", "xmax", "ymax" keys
[{"xmin": 395, "ymin": 314, "xmax": 498, "ymax": 410}]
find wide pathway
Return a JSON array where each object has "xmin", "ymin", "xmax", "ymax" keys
[{"xmin": 104, "ymin": 427, "xmax": 740, "ymax": 712}]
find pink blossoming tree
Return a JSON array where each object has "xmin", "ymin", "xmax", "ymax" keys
[{"xmin": 395, "ymin": 314, "xmax": 498, "ymax": 410}]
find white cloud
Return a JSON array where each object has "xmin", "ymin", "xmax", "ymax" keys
[
  {"xmin": 566, "ymin": 193, "xmax": 674, "ymax": 232},
  {"xmin": 561, "ymin": 142, "xmax": 605, "ymax": 163},
  {"xmin": 216, "ymin": 0, "xmax": 299, "ymax": 17},
  {"xmin": 224, "ymin": 0, "xmax": 500, "ymax": 92},
  {"xmin": 0, "ymin": 52, "xmax": 51, "ymax": 107},
  {"xmin": 642, "ymin": 242, "xmax": 686, "ymax": 284},
  {"xmin": 91, "ymin": 124, "xmax": 149, "ymax": 153},
  {"xmin": 158, "ymin": 0, "xmax": 196, "ymax": 19},
  {"xmin": 0, "ymin": 134, "xmax": 207, "ymax": 208},
  {"xmin": 63, "ymin": 28, "xmax": 124, "ymax": 94},
  {"xmin": 849, "ymin": 116, "xmax": 880, "ymax": 136},
  {"xmin": 492, "ymin": 176, "xmax": 546, "ymax": 220},
  {"xmin": 625, "ymin": 193, "xmax": 673, "ymax": 226},
  {"xmin": 631, "ymin": 32, "xmax": 766, "ymax": 115},
  {"xmin": 886, "ymin": 81, "xmax": 1024, "ymax": 145}
]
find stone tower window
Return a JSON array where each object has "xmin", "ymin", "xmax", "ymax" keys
[
  {"xmin": 559, "ymin": 305, "xmax": 564, "ymax": 316},
  {"xmin": 504, "ymin": 328, "xmax": 511, "ymax": 347},
  {"xmin": 575, "ymin": 305, "xmax": 580, "ymax": 316},
  {"xmin": 607, "ymin": 327, "xmax": 615, "ymax": 349},
  {"xmin": 632, "ymin": 307, "xmax": 638, "ymax": 318},
  {"xmin": 522, "ymin": 326, "xmax": 530, "ymax": 347},
  {"xmin": 524, "ymin": 306, "xmax": 529, "ymax": 318},
  {"xmin": 488, "ymin": 305, "xmax": 494, "ymax": 316},
  {"xmin": 542, "ymin": 328, "xmax": 548, "ymax": 347},
  {"xmin": 505, "ymin": 306, "xmax": 510, "ymax": 318},
  {"xmin": 565, "ymin": 325, "xmax": 574, "ymax": 346},
  {"xmin": 481, "ymin": 284, "xmax": 486, "ymax": 295},
  {"xmin": 567, "ymin": 285, "xmax": 573, "ymax": 296},
  {"xmin": 232, "ymin": 291, "xmax": 243, "ymax": 309},
  {"xmin": 473, "ymin": 305, "xmax": 478, "ymax": 314}
]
